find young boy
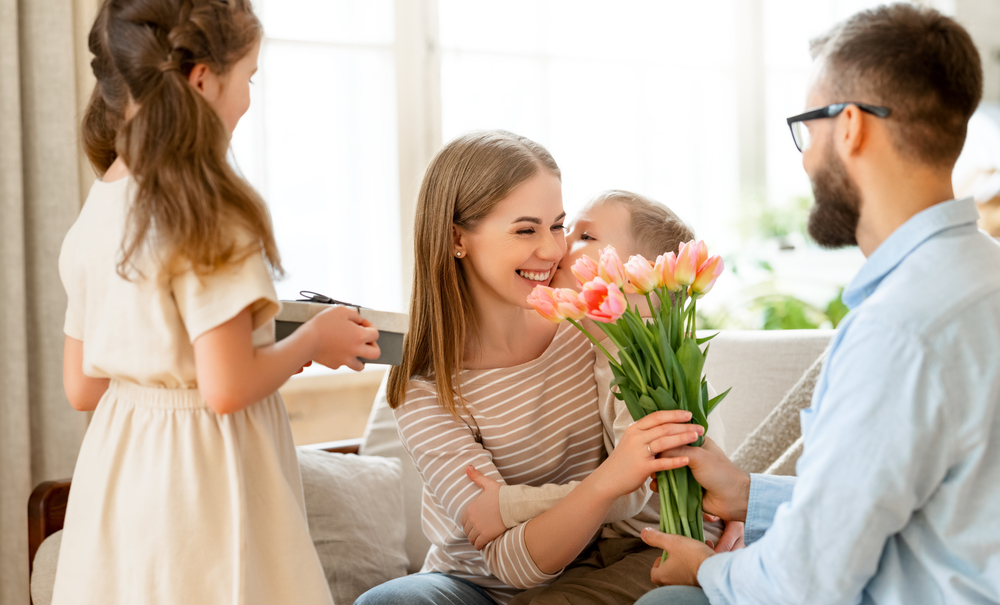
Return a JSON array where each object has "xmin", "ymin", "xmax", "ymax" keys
[{"xmin": 461, "ymin": 190, "xmax": 731, "ymax": 605}]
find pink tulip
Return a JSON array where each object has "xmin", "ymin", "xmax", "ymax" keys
[
  {"xmin": 624, "ymin": 254, "xmax": 660, "ymax": 295},
  {"xmin": 673, "ymin": 241, "xmax": 698, "ymax": 287},
  {"xmin": 597, "ymin": 246, "xmax": 627, "ymax": 289},
  {"xmin": 655, "ymin": 253, "xmax": 682, "ymax": 292},
  {"xmin": 571, "ymin": 255, "xmax": 599, "ymax": 285},
  {"xmin": 580, "ymin": 277, "xmax": 627, "ymax": 323},
  {"xmin": 552, "ymin": 288, "xmax": 587, "ymax": 321},
  {"xmin": 527, "ymin": 286, "xmax": 562, "ymax": 322},
  {"xmin": 694, "ymin": 241, "xmax": 709, "ymax": 269},
  {"xmin": 691, "ymin": 255, "xmax": 724, "ymax": 297}
]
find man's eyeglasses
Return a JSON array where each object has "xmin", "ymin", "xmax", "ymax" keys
[{"xmin": 786, "ymin": 103, "xmax": 891, "ymax": 152}]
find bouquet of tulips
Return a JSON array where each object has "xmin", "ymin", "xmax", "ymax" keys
[{"xmin": 527, "ymin": 241, "xmax": 729, "ymax": 553}]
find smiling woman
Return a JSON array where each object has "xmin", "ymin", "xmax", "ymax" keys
[{"xmin": 355, "ymin": 131, "xmax": 698, "ymax": 605}]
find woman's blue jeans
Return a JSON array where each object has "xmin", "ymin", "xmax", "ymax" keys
[{"xmin": 354, "ymin": 572, "xmax": 498, "ymax": 605}]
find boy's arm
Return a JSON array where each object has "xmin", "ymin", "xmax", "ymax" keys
[{"xmin": 496, "ymin": 393, "xmax": 654, "ymax": 528}]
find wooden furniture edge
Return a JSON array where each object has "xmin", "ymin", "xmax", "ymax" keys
[{"xmin": 27, "ymin": 437, "xmax": 363, "ymax": 593}]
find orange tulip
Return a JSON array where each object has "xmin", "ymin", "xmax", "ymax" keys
[
  {"xmin": 580, "ymin": 277, "xmax": 627, "ymax": 323},
  {"xmin": 655, "ymin": 253, "xmax": 682, "ymax": 292},
  {"xmin": 673, "ymin": 241, "xmax": 698, "ymax": 287},
  {"xmin": 691, "ymin": 255, "xmax": 724, "ymax": 297},
  {"xmin": 552, "ymin": 288, "xmax": 587, "ymax": 321}
]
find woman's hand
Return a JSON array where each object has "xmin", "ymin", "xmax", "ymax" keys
[
  {"xmin": 590, "ymin": 410, "xmax": 704, "ymax": 501},
  {"xmin": 460, "ymin": 466, "xmax": 506, "ymax": 549},
  {"xmin": 641, "ymin": 528, "xmax": 714, "ymax": 586}
]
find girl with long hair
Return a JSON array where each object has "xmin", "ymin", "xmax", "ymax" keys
[{"xmin": 54, "ymin": 1, "xmax": 378, "ymax": 603}]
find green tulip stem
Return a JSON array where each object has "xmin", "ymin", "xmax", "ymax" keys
[{"xmin": 567, "ymin": 319, "xmax": 621, "ymax": 373}]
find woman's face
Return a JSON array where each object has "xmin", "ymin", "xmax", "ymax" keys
[
  {"xmin": 551, "ymin": 202, "xmax": 634, "ymax": 291},
  {"xmin": 456, "ymin": 170, "xmax": 567, "ymax": 310}
]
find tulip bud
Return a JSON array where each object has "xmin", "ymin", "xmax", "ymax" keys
[
  {"xmin": 673, "ymin": 241, "xmax": 698, "ymax": 287},
  {"xmin": 571, "ymin": 255, "xmax": 599, "ymax": 285},
  {"xmin": 552, "ymin": 288, "xmax": 587, "ymax": 321},
  {"xmin": 691, "ymin": 255, "xmax": 724, "ymax": 297},
  {"xmin": 624, "ymin": 254, "xmax": 660, "ymax": 295},
  {"xmin": 655, "ymin": 253, "xmax": 682, "ymax": 292},
  {"xmin": 598, "ymin": 246, "xmax": 627, "ymax": 289},
  {"xmin": 527, "ymin": 286, "xmax": 562, "ymax": 322}
]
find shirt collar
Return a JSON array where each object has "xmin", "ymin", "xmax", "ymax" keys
[{"xmin": 842, "ymin": 198, "xmax": 979, "ymax": 309}]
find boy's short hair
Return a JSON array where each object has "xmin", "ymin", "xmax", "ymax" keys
[
  {"xmin": 810, "ymin": 3, "xmax": 982, "ymax": 167},
  {"xmin": 587, "ymin": 190, "xmax": 694, "ymax": 259}
]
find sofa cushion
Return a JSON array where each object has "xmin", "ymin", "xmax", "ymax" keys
[
  {"xmin": 704, "ymin": 329, "xmax": 833, "ymax": 455},
  {"xmin": 31, "ymin": 452, "xmax": 409, "ymax": 605},
  {"xmin": 298, "ymin": 448, "xmax": 408, "ymax": 604},
  {"xmin": 30, "ymin": 530, "xmax": 61, "ymax": 605},
  {"xmin": 359, "ymin": 373, "xmax": 431, "ymax": 574}
]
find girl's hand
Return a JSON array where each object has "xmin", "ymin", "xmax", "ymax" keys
[
  {"xmin": 308, "ymin": 306, "xmax": 380, "ymax": 371},
  {"xmin": 591, "ymin": 410, "xmax": 703, "ymax": 501},
  {"xmin": 460, "ymin": 466, "xmax": 506, "ymax": 550}
]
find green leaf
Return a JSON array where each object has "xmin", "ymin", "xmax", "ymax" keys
[
  {"xmin": 706, "ymin": 386, "xmax": 732, "ymax": 416},
  {"xmin": 651, "ymin": 386, "xmax": 680, "ymax": 411},
  {"xmin": 695, "ymin": 331, "xmax": 719, "ymax": 345},
  {"xmin": 619, "ymin": 386, "xmax": 646, "ymax": 422},
  {"xmin": 677, "ymin": 338, "xmax": 707, "ymax": 428},
  {"xmin": 638, "ymin": 394, "xmax": 658, "ymax": 415}
]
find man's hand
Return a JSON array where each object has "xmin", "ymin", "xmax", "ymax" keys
[
  {"xmin": 652, "ymin": 437, "xmax": 752, "ymax": 523},
  {"xmin": 460, "ymin": 466, "xmax": 506, "ymax": 550},
  {"xmin": 641, "ymin": 528, "xmax": 714, "ymax": 587},
  {"xmin": 710, "ymin": 519, "xmax": 745, "ymax": 553}
]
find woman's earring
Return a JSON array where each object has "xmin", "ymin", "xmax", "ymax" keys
[{"xmin": 455, "ymin": 251, "xmax": 463, "ymax": 258}]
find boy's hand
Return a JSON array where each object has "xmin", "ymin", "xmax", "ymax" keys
[
  {"xmin": 461, "ymin": 466, "xmax": 505, "ymax": 550},
  {"xmin": 309, "ymin": 306, "xmax": 380, "ymax": 371},
  {"xmin": 641, "ymin": 528, "xmax": 714, "ymax": 586},
  {"xmin": 591, "ymin": 410, "xmax": 703, "ymax": 501}
]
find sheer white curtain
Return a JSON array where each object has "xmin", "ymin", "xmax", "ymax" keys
[{"xmin": 231, "ymin": 0, "xmax": 404, "ymax": 312}]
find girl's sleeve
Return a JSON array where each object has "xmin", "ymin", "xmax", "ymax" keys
[
  {"xmin": 394, "ymin": 382, "xmax": 562, "ymax": 590},
  {"xmin": 170, "ymin": 250, "xmax": 280, "ymax": 343}
]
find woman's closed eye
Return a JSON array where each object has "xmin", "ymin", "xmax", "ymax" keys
[
  {"xmin": 580, "ymin": 231, "xmax": 596, "ymax": 241},
  {"xmin": 516, "ymin": 223, "xmax": 566, "ymax": 236}
]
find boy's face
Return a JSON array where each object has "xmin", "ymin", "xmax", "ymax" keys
[{"xmin": 551, "ymin": 202, "xmax": 634, "ymax": 291}]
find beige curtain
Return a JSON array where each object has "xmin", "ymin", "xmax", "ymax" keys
[{"xmin": 1, "ymin": 0, "xmax": 98, "ymax": 603}]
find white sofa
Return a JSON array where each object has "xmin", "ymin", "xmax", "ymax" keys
[{"xmin": 29, "ymin": 329, "xmax": 832, "ymax": 605}]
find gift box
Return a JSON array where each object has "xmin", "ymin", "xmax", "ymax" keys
[{"xmin": 275, "ymin": 294, "xmax": 408, "ymax": 366}]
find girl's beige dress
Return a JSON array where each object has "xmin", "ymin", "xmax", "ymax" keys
[{"xmin": 51, "ymin": 177, "xmax": 333, "ymax": 605}]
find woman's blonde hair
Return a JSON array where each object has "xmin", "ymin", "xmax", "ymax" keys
[
  {"xmin": 88, "ymin": 0, "xmax": 281, "ymax": 279},
  {"xmin": 587, "ymin": 190, "xmax": 694, "ymax": 258},
  {"xmin": 387, "ymin": 130, "xmax": 560, "ymax": 415}
]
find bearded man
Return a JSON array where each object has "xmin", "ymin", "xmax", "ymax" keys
[{"xmin": 637, "ymin": 4, "xmax": 1000, "ymax": 604}]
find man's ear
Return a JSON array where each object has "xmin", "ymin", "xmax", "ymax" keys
[
  {"xmin": 452, "ymin": 224, "xmax": 467, "ymax": 258},
  {"xmin": 840, "ymin": 103, "xmax": 867, "ymax": 157}
]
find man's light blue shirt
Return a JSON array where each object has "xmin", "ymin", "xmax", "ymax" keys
[{"xmin": 698, "ymin": 199, "xmax": 1000, "ymax": 604}]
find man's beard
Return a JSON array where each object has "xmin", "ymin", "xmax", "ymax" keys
[{"xmin": 806, "ymin": 140, "xmax": 862, "ymax": 249}]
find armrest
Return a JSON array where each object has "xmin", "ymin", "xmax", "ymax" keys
[
  {"xmin": 299, "ymin": 437, "xmax": 362, "ymax": 455},
  {"xmin": 28, "ymin": 480, "xmax": 71, "ymax": 578}
]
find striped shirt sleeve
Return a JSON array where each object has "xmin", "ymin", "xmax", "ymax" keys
[{"xmin": 394, "ymin": 380, "xmax": 562, "ymax": 589}]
